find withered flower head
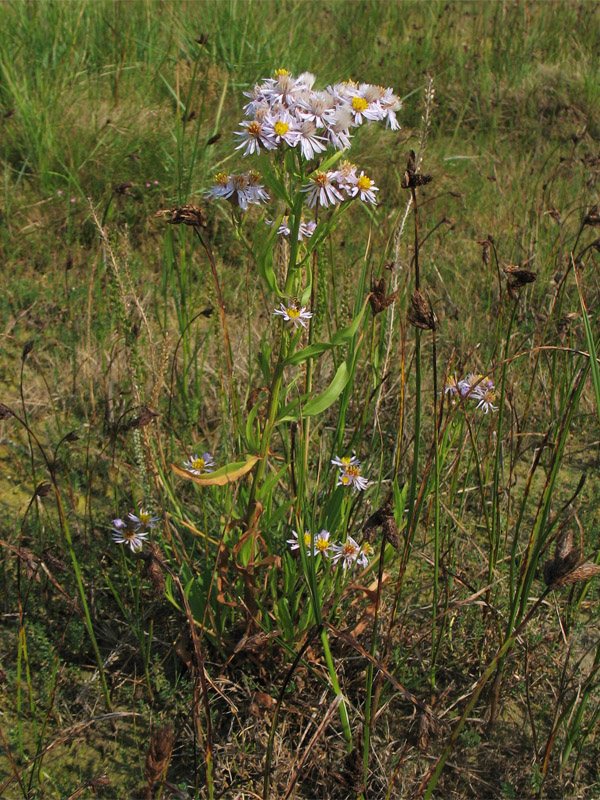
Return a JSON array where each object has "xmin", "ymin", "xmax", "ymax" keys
[
  {"xmin": 369, "ymin": 277, "xmax": 398, "ymax": 315},
  {"xmin": 145, "ymin": 723, "xmax": 174, "ymax": 787},
  {"xmin": 504, "ymin": 265, "xmax": 537, "ymax": 297},
  {"xmin": 476, "ymin": 236, "xmax": 493, "ymax": 267},
  {"xmin": 156, "ymin": 205, "xmax": 207, "ymax": 228},
  {"xmin": 408, "ymin": 289, "xmax": 437, "ymax": 331},
  {"xmin": 401, "ymin": 149, "xmax": 433, "ymax": 189},
  {"xmin": 114, "ymin": 181, "xmax": 136, "ymax": 196},
  {"xmin": 542, "ymin": 529, "xmax": 600, "ymax": 588}
]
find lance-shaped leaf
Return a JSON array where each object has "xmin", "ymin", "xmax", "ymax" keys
[
  {"xmin": 277, "ymin": 360, "xmax": 351, "ymax": 423},
  {"xmin": 172, "ymin": 455, "xmax": 260, "ymax": 486}
]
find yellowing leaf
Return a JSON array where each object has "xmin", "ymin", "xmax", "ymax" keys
[{"xmin": 172, "ymin": 455, "xmax": 260, "ymax": 486}]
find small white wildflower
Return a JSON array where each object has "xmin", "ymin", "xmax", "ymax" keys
[
  {"xmin": 331, "ymin": 536, "xmax": 362, "ymax": 569},
  {"xmin": 333, "ymin": 456, "xmax": 369, "ymax": 491},
  {"xmin": 273, "ymin": 302, "xmax": 313, "ymax": 329},
  {"xmin": 112, "ymin": 519, "xmax": 149, "ymax": 552},
  {"xmin": 296, "ymin": 119, "xmax": 328, "ymax": 160},
  {"xmin": 127, "ymin": 508, "xmax": 160, "ymax": 530},
  {"xmin": 235, "ymin": 119, "xmax": 277, "ymax": 156},
  {"xmin": 286, "ymin": 529, "xmax": 311, "ymax": 552},
  {"xmin": 184, "ymin": 452, "xmax": 215, "ymax": 475},
  {"xmin": 302, "ymin": 171, "xmax": 344, "ymax": 209},
  {"xmin": 331, "ymin": 454, "xmax": 360, "ymax": 469},
  {"xmin": 473, "ymin": 388, "xmax": 498, "ymax": 414},
  {"xmin": 348, "ymin": 171, "xmax": 378, "ymax": 204}
]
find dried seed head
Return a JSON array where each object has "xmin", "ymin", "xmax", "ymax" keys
[
  {"xmin": 477, "ymin": 236, "xmax": 493, "ymax": 267},
  {"xmin": 408, "ymin": 289, "xmax": 437, "ymax": 331},
  {"xmin": 141, "ymin": 543, "xmax": 166, "ymax": 597},
  {"xmin": 401, "ymin": 149, "xmax": 433, "ymax": 189},
  {"xmin": 362, "ymin": 502, "xmax": 399, "ymax": 549},
  {"xmin": 145, "ymin": 724, "xmax": 174, "ymax": 787},
  {"xmin": 543, "ymin": 529, "xmax": 585, "ymax": 587},
  {"xmin": 156, "ymin": 205, "xmax": 207, "ymax": 228},
  {"xmin": 556, "ymin": 562, "xmax": 600, "ymax": 587},
  {"xmin": 35, "ymin": 482, "xmax": 53, "ymax": 498},
  {"xmin": 369, "ymin": 277, "xmax": 398, "ymax": 315},
  {"xmin": 114, "ymin": 181, "xmax": 136, "ymax": 196}
]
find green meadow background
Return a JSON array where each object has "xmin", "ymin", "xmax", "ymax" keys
[{"xmin": 1, "ymin": 1, "xmax": 600, "ymax": 798}]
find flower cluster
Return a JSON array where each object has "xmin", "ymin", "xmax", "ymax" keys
[
  {"xmin": 287, "ymin": 529, "xmax": 372, "ymax": 570},
  {"xmin": 237, "ymin": 69, "xmax": 401, "ymax": 159},
  {"xmin": 204, "ymin": 171, "xmax": 269, "ymax": 209},
  {"xmin": 332, "ymin": 454, "xmax": 369, "ymax": 491},
  {"xmin": 444, "ymin": 374, "xmax": 498, "ymax": 413},
  {"xmin": 302, "ymin": 161, "xmax": 378, "ymax": 208},
  {"xmin": 183, "ymin": 452, "xmax": 216, "ymax": 475},
  {"xmin": 112, "ymin": 507, "xmax": 159, "ymax": 552}
]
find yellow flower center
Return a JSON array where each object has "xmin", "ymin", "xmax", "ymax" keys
[
  {"xmin": 274, "ymin": 121, "xmax": 290, "ymax": 136},
  {"xmin": 192, "ymin": 457, "xmax": 206, "ymax": 472},
  {"xmin": 362, "ymin": 542, "xmax": 374, "ymax": 557},
  {"xmin": 315, "ymin": 536, "xmax": 329, "ymax": 553},
  {"xmin": 357, "ymin": 175, "xmax": 373, "ymax": 191},
  {"xmin": 275, "ymin": 68, "xmax": 290, "ymax": 77},
  {"xmin": 248, "ymin": 121, "xmax": 262, "ymax": 137},
  {"xmin": 215, "ymin": 172, "xmax": 229, "ymax": 186},
  {"xmin": 342, "ymin": 541, "xmax": 358, "ymax": 556},
  {"xmin": 314, "ymin": 171, "xmax": 328, "ymax": 186},
  {"xmin": 346, "ymin": 466, "xmax": 361, "ymax": 478},
  {"xmin": 352, "ymin": 96, "xmax": 368, "ymax": 112},
  {"xmin": 139, "ymin": 511, "xmax": 151, "ymax": 524},
  {"xmin": 339, "ymin": 457, "xmax": 353, "ymax": 468},
  {"xmin": 286, "ymin": 307, "xmax": 301, "ymax": 319},
  {"xmin": 303, "ymin": 532, "xmax": 311, "ymax": 547}
]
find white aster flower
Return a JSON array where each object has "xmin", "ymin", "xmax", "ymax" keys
[
  {"xmin": 286, "ymin": 529, "xmax": 311, "ymax": 552},
  {"xmin": 112, "ymin": 519, "xmax": 149, "ymax": 552},
  {"xmin": 265, "ymin": 109, "xmax": 300, "ymax": 147},
  {"xmin": 326, "ymin": 106, "xmax": 353, "ymax": 150},
  {"xmin": 296, "ymin": 119, "xmax": 328, "ymax": 160},
  {"xmin": 357, "ymin": 541, "xmax": 373, "ymax": 569},
  {"xmin": 337, "ymin": 466, "xmax": 369, "ymax": 492},
  {"xmin": 331, "ymin": 536, "xmax": 362, "ymax": 569},
  {"xmin": 235, "ymin": 119, "xmax": 277, "ymax": 156},
  {"xmin": 184, "ymin": 452, "xmax": 215, "ymax": 475},
  {"xmin": 473, "ymin": 388, "xmax": 498, "ymax": 414},
  {"xmin": 273, "ymin": 302, "xmax": 313, "ymax": 329},
  {"xmin": 204, "ymin": 172, "xmax": 235, "ymax": 201},
  {"xmin": 302, "ymin": 170, "xmax": 344, "ymax": 209},
  {"xmin": 334, "ymin": 456, "xmax": 369, "ymax": 491},
  {"xmin": 348, "ymin": 171, "xmax": 378, "ymax": 204},
  {"xmin": 313, "ymin": 529, "xmax": 332, "ymax": 557},
  {"xmin": 331, "ymin": 454, "xmax": 360, "ymax": 469},
  {"xmin": 332, "ymin": 161, "xmax": 358, "ymax": 195},
  {"xmin": 299, "ymin": 219, "xmax": 317, "ymax": 239},
  {"xmin": 127, "ymin": 507, "xmax": 160, "ymax": 530},
  {"xmin": 296, "ymin": 90, "xmax": 336, "ymax": 128}
]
